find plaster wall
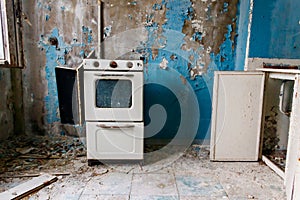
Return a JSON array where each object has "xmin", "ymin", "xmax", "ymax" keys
[
  {"xmin": 0, "ymin": 68, "xmax": 14, "ymax": 139},
  {"xmin": 22, "ymin": 0, "xmax": 98, "ymax": 134},
  {"xmin": 20, "ymin": 0, "xmax": 240, "ymax": 139}
]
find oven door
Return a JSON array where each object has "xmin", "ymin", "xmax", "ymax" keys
[{"xmin": 84, "ymin": 71, "xmax": 143, "ymax": 121}]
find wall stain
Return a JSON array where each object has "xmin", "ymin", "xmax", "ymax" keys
[
  {"xmin": 103, "ymin": 0, "xmax": 238, "ymax": 77},
  {"xmin": 182, "ymin": 0, "xmax": 238, "ymax": 72},
  {"xmin": 0, "ymin": 68, "xmax": 14, "ymax": 139}
]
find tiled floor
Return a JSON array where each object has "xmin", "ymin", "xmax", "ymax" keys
[{"xmin": 26, "ymin": 146, "xmax": 286, "ymax": 200}]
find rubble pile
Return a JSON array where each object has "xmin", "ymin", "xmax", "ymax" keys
[{"xmin": 0, "ymin": 135, "xmax": 86, "ymax": 174}]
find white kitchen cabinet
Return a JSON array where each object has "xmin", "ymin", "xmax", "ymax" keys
[
  {"xmin": 210, "ymin": 71, "xmax": 265, "ymax": 161},
  {"xmin": 210, "ymin": 69, "xmax": 300, "ymax": 200}
]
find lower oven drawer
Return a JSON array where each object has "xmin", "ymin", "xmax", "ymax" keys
[{"xmin": 86, "ymin": 122, "xmax": 144, "ymax": 160}]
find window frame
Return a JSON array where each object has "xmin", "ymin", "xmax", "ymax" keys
[
  {"xmin": 0, "ymin": 0, "xmax": 10, "ymax": 64},
  {"xmin": 0, "ymin": 0, "xmax": 23, "ymax": 68}
]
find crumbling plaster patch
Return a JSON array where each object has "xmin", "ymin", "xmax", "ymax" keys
[
  {"xmin": 103, "ymin": 0, "xmax": 164, "ymax": 33},
  {"xmin": 182, "ymin": 0, "xmax": 238, "ymax": 74},
  {"xmin": 104, "ymin": 0, "xmax": 238, "ymax": 77}
]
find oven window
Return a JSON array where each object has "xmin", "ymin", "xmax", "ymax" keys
[{"xmin": 95, "ymin": 79, "xmax": 132, "ymax": 108}]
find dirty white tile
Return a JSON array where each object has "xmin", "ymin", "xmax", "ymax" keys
[
  {"xmin": 227, "ymin": 196, "xmax": 255, "ymax": 200},
  {"xmin": 172, "ymin": 157, "xmax": 216, "ymax": 173},
  {"xmin": 176, "ymin": 176, "xmax": 227, "ymax": 198},
  {"xmin": 139, "ymin": 146, "xmax": 185, "ymax": 173},
  {"xmin": 174, "ymin": 167, "xmax": 219, "ymax": 182},
  {"xmin": 79, "ymin": 194, "xmax": 129, "ymax": 200},
  {"xmin": 180, "ymin": 196, "xmax": 229, "ymax": 200},
  {"xmin": 130, "ymin": 195, "xmax": 179, "ymax": 200},
  {"xmin": 217, "ymin": 169, "xmax": 286, "ymax": 200},
  {"xmin": 34, "ymin": 177, "xmax": 86, "ymax": 200},
  {"xmin": 131, "ymin": 173, "xmax": 177, "ymax": 196},
  {"xmin": 104, "ymin": 163, "xmax": 140, "ymax": 174},
  {"xmin": 212, "ymin": 162, "xmax": 286, "ymax": 199},
  {"xmin": 133, "ymin": 165, "xmax": 174, "ymax": 174},
  {"xmin": 51, "ymin": 194, "xmax": 82, "ymax": 200},
  {"xmin": 82, "ymin": 172, "xmax": 132, "ymax": 195}
]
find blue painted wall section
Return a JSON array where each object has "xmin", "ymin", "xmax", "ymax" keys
[
  {"xmin": 34, "ymin": 1, "xmax": 97, "ymax": 132},
  {"xmin": 143, "ymin": 0, "xmax": 238, "ymax": 139},
  {"xmin": 249, "ymin": 0, "xmax": 273, "ymax": 58},
  {"xmin": 235, "ymin": 0, "xmax": 250, "ymax": 70},
  {"xmin": 39, "ymin": 28, "xmax": 67, "ymax": 124},
  {"xmin": 211, "ymin": 25, "xmax": 236, "ymax": 72},
  {"xmin": 39, "ymin": 26, "xmax": 93, "ymax": 124},
  {"xmin": 250, "ymin": 0, "xmax": 300, "ymax": 58}
]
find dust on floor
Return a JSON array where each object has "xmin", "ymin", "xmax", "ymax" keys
[{"xmin": 0, "ymin": 135, "xmax": 286, "ymax": 199}]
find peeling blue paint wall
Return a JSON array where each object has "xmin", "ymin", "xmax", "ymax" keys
[
  {"xmin": 39, "ymin": 26, "xmax": 94, "ymax": 124},
  {"xmin": 249, "ymin": 0, "xmax": 300, "ymax": 58},
  {"xmin": 143, "ymin": 0, "xmax": 238, "ymax": 140},
  {"xmin": 21, "ymin": 0, "xmax": 240, "ymax": 138},
  {"xmin": 39, "ymin": 28, "xmax": 66, "ymax": 124},
  {"xmin": 21, "ymin": 1, "xmax": 98, "ymax": 134},
  {"xmin": 210, "ymin": 24, "xmax": 236, "ymax": 72},
  {"xmin": 33, "ymin": 1, "xmax": 96, "ymax": 127}
]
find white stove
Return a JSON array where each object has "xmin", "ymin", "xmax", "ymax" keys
[{"xmin": 83, "ymin": 59, "xmax": 144, "ymax": 163}]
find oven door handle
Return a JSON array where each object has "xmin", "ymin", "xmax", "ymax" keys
[
  {"xmin": 95, "ymin": 74, "xmax": 134, "ymax": 77},
  {"xmin": 97, "ymin": 124, "xmax": 135, "ymax": 129}
]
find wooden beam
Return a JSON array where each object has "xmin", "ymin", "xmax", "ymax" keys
[{"xmin": 0, "ymin": 174, "xmax": 57, "ymax": 200}]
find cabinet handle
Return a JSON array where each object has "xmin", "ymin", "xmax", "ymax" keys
[
  {"xmin": 94, "ymin": 74, "xmax": 134, "ymax": 77},
  {"xmin": 97, "ymin": 124, "xmax": 135, "ymax": 129}
]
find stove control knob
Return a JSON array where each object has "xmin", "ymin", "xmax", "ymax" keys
[
  {"xmin": 127, "ymin": 61, "xmax": 133, "ymax": 68},
  {"xmin": 93, "ymin": 61, "xmax": 100, "ymax": 67},
  {"xmin": 110, "ymin": 61, "xmax": 118, "ymax": 68}
]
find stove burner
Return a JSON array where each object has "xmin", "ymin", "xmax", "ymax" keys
[
  {"xmin": 127, "ymin": 61, "xmax": 133, "ymax": 68},
  {"xmin": 93, "ymin": 61, "xmax": 100, "ymax": 67},
  {"xmin": 110, "ymin": 61, "xmax": 118, "ymax": 68}
]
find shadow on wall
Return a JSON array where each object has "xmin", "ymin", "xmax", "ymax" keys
[{"xmin": 144, "ymin": 83, "xmax": 181, "ymax": 142}]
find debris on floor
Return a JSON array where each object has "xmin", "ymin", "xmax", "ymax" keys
[
  {"xmin": 0, "ymin": 134, "xmax": 110, "ymax": 197},
  {"xmin": 183, "ymin": 144, "xmax": 210, "ymax": 159},
  {"xmin": 265, "ymin": 149, "xmax": 286, "ymax": 171},
  {"xmin": 0, "ymin": 174, "xmax": 57, "ymax": 200},
  {"xmin": 0, "ymin": 135, "xmax": 86, "ymax": 175},
  {"xmin": 0, "ymin": 136, "xmax": 286, "ymax": 199}
]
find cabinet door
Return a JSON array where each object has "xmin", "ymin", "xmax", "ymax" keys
[
  {"xmin": 285, "ymin": 74, "xmax": 300, "ymax": 200},
  {"xmin": 210, "ymin": 71, "xmax": 265, "ymax": 161}
]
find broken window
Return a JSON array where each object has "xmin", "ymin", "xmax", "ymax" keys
[{"xmin": 0, "ymin": 0, "xmax": 23, "ymax": 68}]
